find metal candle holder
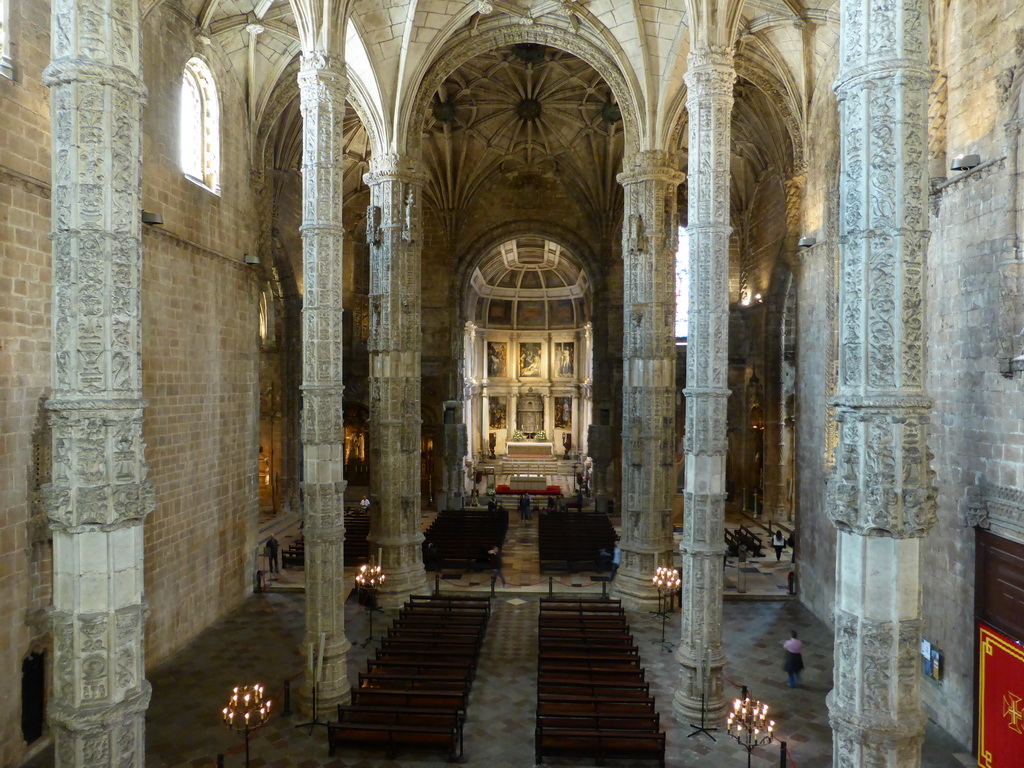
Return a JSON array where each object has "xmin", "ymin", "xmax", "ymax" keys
[
  {"xmin": 727, "ymin": 687, "xmax": 775, "ymax": 768},
  {"xmin": 355, "ymin": 562, "xmax": 386, "ymax": 646},
  {"xmin": 652, "ymin": 566, "xmax": 681, "ymax": 651},
  {"xmin": 222, "ymin": 683, "xmax": 270, "ymax": 768}
]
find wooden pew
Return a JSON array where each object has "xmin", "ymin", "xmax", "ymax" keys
[{"xmin": 535, "ymin": 727, "xmax": 665, "ymax": 767}]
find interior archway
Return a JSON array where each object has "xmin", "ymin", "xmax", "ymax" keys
[{"xmin": 462, "ymin": 236, "xmax": 594, "ymax": 495}]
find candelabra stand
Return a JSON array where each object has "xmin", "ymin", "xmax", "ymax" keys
[
  {"xmin": 727, "ymin": 686, "xmax": 775, "ymax": 768},
  {"xmin": 222, "ymin": 684, "xmax": 271, "ymax": 768},
  {"xmin": 356, "ymin": 562, "xmax": 386, "ymax": 647},
  {"xmin": 687, "ymin": 656, "xmax": 718, "ymax": 741},
  {"xmin": 652, "ymin": 566, "xmax": 681, "ymax": 652}
]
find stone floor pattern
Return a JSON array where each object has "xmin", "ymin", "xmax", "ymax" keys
[
  {"xmin": 27, "ymin": 595, "xmax": 972, "ymax": 768},
  {"xmin": 21, "ymin": 506, "xmax": 974, "ymax": 767}
]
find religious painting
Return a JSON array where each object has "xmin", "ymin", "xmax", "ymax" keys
[
  {"xmin": 554, "ymin": 396, "xmax": 572, "ymax": 429},
  {"xmin": 519, "ymin": 342, "xmax": 542, "ymax": 377},
  {"xmin": 517, "ymin": 300, "xmax": 546, "ymax": 328},
  {"xmin": 554, "ymin": 342, "xmax": 574, "ymax": 377},
  {"xmin": 487, "ymin": 341, "xmax": 507, "ymax": 377},
  {"xmin": 487, "ymin": 300, "xmax": 513, "ymax": 327},
  {"xmin": 550, "ymin": 299, "xmax": 575, "ymax": 327},
  {"xmin": 489, "ymin": 398, "xmax": 507, "ymax": 429}
]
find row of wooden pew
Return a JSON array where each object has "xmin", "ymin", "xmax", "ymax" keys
[
  {"xmin": 422, "ymin": 509, "xmax": 508, "ymax": 571},
  {"xmin": 326, "ymin": 594, "xmax": 491, "ymax": 761},
  {"xmin": 725, "ymin": 524, "xmax": 765, "ymax": 558},
  {"xmin": 538, "ymin": 511, "xmax": 617, "ymax": 571},
  {"xmin": 535, "ymin": 597, "xmax": 666, "ymax": 767}
]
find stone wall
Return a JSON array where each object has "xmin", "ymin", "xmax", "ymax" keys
[
  {"xmin": 0, "ymin": 0, "xmax": 54, "ymax": 762},
  {"xmin": 793, "ymin": 51, "xmax": 840, "ymax": 628},
  {"xmin": 916, "ymin": 0, "xmax": 1024, "ymax": 745},
  {"xmin": 138, "ymin": 5, "xmax": 261, "ymax": 664},
  {"xmin": 0, "ymin": 3, "xmax": 261, "ymax": 763}
]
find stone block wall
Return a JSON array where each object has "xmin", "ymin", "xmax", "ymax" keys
[
  {"xmin": 0, "ymin": 0, "xmax": 54, "ymax": 762},
  {"xmin": 0, "ymin": 3, "xmax": 262, "ymax": 763},
  {"xmin": 915, "ymin": 0, "xmax": 1024, "ymax": 747},
  {"xmin": 138, "ymin": 6, "xmax": 261, "ymax": 664}
]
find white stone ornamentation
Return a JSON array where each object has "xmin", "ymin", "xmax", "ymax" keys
[
  {"xmin": 297, "ymin": 51, "xmax": 352, "ymax": 713},
  {"xmin": 674, "ymin": 46, "xmax": 735, "ymax": 730},
  {"xmin": 43, "ymin": 0, "xmax": 153, "ymax": 764},
  {"xmin": 828, "ymin": 0, "xmax": 937, "ymax": 765},
  {"xmin": 614, "ymin": 150, "xmax": 683, "ymax": 611},
  {"xmin": 363, "ymin": 154, "xmax": 428, "ymax": 607}
]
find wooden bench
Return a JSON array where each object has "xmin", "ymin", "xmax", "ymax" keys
[
  {"xmin": 539, "ymin": 647, "xmax": 640, "ymax": 663},
  {"xmin": 379, "ymin": 637, "xmax": 481, "ymax": 662},
  {"xmin": 537, "ymin": 683, "xmax": 653, "ymax": 700},
  {"xmin": 539, "ymin": 615, "xmax": 630, "ymax": 631},
  {"xmin": 366, "ymin": 658, "xmax": 477, "ymax": 678},
  {"xmin": 537, "ymin": 712, "xmax": 660, "ymax": 732},
  {"xmin": 735, "ymin": 525, "xmax": 764, "ymax": 557},
  {"xmin": 537, "ymin": 695, "xmax": 656, "ymax": 715},
  {"xmin": 538, "ymin": 512, "xmax": 617, "ymax": 570},
  {"xmin": 328, "ymin": 715, "xmax": 462, "ymax": 761},
  {"xmin": 358, "ymin": 672, "xmax": 471, "ymax": 693},
  {"xmin": 535, "ymin": 727, "xmax": 666, "ymax": 767},
  {"xmin": 349, "ymin": 687, "xmax": 468, "ymax": 715},
  {"xmin": 539, "ymin": 636, "xmax": 639, "ymax": 653}
]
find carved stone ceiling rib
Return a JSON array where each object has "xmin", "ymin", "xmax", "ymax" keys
[{"xmin": 420, "ymin": 43, "xmax": 624, "ymax": 223}]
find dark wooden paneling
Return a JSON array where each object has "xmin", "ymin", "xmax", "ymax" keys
[{"xmin": 975, "ymin": 529, "xmax": 1024, "ymax": 643}]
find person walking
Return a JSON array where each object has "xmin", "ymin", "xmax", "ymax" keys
[
  {"xmin": 783, "ymin": 630, "xmax": 804, "ymax": 687},
  {"xmin": 488, "ymin": 545, "xmax": 507, "ymax": 587},
  {"xmin": 264, "ymin": 535, "xmax": 279, "ymax": 574},
  {"xmin": 772, "ymin": 530, "xmax": 786, "ymax": 561},
  {"xmin": 359, "ymin": 494, "xmax": 371, "ymax": 512},
  {"xmin": 611, "ymin": 540, "xmax": 621, "ymax": 580}
]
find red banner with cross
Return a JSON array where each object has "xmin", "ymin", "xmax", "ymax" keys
[{"xmin": 979, "ymin": 622, "xmax": 1024, "ymax": 767}]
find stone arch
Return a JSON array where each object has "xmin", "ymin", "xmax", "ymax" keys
[{"xmin": 400, "ymin": 24, "xmax": 642, "ymax": 160}]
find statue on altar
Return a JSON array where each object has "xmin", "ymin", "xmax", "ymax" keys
[{"xmin": 516, "ymin": 389, "xmax": 544, "ymax": 436}]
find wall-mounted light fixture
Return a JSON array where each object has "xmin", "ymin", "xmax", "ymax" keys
[
  {"xmin": 798, "ymin": 235, "xmax": 816, "ymax": 248},
  {"xmin": 243, "ymin": 253, "xmax": 260, "ymax": 265},
  {"xmin": 950, "ymin": 153, "xmax": 981, "ymax": 171},
  {"xmin": 141, "ymin": 210, "xmax": 164, "ymax": 225}
]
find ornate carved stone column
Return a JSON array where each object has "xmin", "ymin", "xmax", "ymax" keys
[
  {"xmin": 828, "ymin": 2, "xmax": 936, "ymax": 766},
  {"xmin": 674, "ymin": 47, "xmax": 734, "ymax": 727},
  {"xmin": 297, "ymin": 53, "xmax": 351, "ymax": 711},
  {"xmin": 42, "ymin": 1, "xmax": 153, "ymax": 765},
  {"xmin": 614, "ymin": 151, "xmax": 683, "ymax": 610},
  {"xmin": 364, "ymin": 153, "xmax": 427, "ymax": 607}
]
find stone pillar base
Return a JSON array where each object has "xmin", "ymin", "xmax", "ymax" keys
[
  {"xmin": 376, "ymin": 565, "xmax": 428, "ymax": 609},
  {"xmin": 672, "ymin": 657, "xmax": 728, "ymax": 729},
  {"xmin": 612, "ymin": 569, "xmax": 662, "ymax": 612}
]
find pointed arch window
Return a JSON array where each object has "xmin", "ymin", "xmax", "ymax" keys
[
  {"xmin": 0, "ymin": 0, "xmax": 13, "ymax": 79},
  {"xmin": 180, "ymin": 57, "xmax": 220, "ymax": 192},
  {"xmin": 675, "ymin": 226, "xmax": 690, "ymax": 341}
]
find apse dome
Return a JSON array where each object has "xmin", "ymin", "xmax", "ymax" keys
[{"xmin": 469, "ymin": 237, "xmax": 590, "ymax": 330}]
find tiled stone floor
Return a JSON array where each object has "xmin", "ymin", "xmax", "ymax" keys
[
  {"xmin": 24, "ymin": 593, "xmax": 971, "ymax": 768},
  {"xmin": 21, "ymin": 506, "xmax": 974, "ymax": 767}
]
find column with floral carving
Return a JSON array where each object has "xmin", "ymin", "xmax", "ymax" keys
[
  {"xmin": 43, "ymin": 0, "xmax": 153, "ymax": 765},
  {"xmin": 614, "ymin": 151, "xmax": 683, "ymax": 610},
  {"xmin": 297, "ymin": 53, "xmax": 351, "ymax": 711},
  {"xmin": 363, "ymin": 154, "xmax": 428, "ymax": 607},
  {"xmin": 828, "ymin": 1, "xmax": 936, "ymax": 765},
  {"xmin": 673, "ymin": 47, "xmax": 734, "ymax": 727}
]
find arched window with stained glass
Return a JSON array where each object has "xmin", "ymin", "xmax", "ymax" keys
[
  {"xmin": 180, "ymin": 57, "xmax": 220, "ymax": 192},
  {"xmin": 675, "ymin": 226, "xmax": 690, "ymax": 340}
]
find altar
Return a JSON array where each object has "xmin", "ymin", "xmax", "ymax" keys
[{"xmin": 506, "ymin": 441, "xmax": 553, "ymax": 457}]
